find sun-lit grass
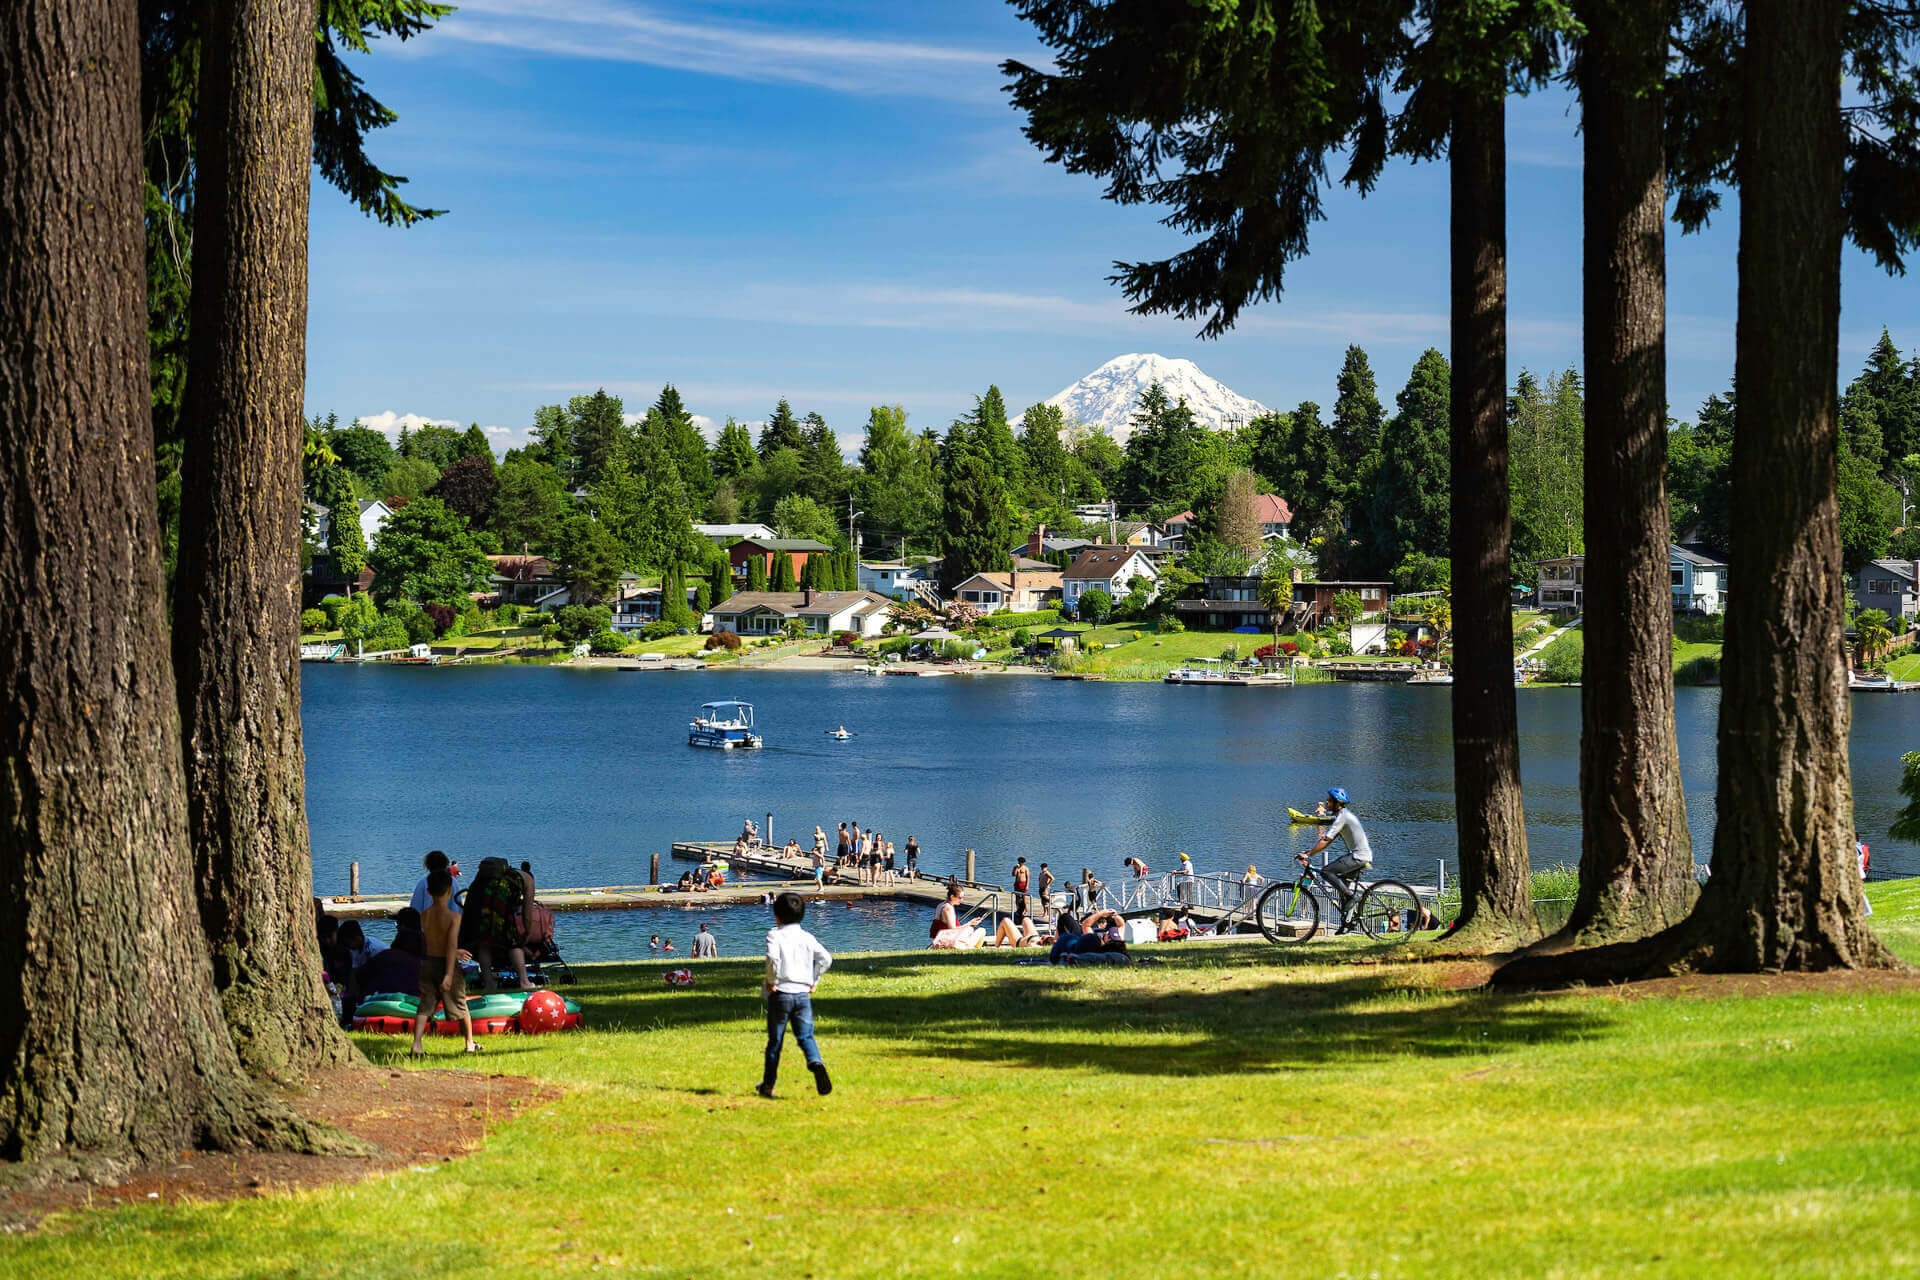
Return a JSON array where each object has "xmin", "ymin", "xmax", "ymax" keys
[
  {"xmin": 10, "ymin": 885, "xmax": 1920, "ymax": 1279},
  {"xmin": 1882, "ymin": 652, "xmax": 1920, "ymax": 682}
]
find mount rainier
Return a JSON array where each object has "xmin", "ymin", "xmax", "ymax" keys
[{"xmin": 1036, "ymin": 353, "xmax": 1268, "ymax": 443}]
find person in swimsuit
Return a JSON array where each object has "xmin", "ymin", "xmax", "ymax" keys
[{"xmin": 411, "ymin": 868, "xmax": 476, "ymax": 1056}]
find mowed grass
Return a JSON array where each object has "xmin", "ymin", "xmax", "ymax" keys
[{"xmin": 10, "ymin": 888, "xmax": 1920, "ymax": 1280}]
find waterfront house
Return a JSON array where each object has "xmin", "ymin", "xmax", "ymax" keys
[
  {"xmin": 1538, "ymin": 546, "xmax": 1728, "ymax": 616},
  {"xmin": 948, "ymin": 566, "xmax": 1063, "ymax": 615},
  {"xmin": 1852, "ymin": 558, "xmax": 1918, "ymax": 626},
  {"xmin": 1169, "ymin": 572, "xmax": 1273, "ymax": 631},
  {"xmin": 857, "ymin": 560, "xmax": 937, "ymax": 598},
  {"xmin": 487, "ymin": 554, "xmax": 568, "ymax": 609},
  {"xmin": 1536, "ymin": 555, "xmax": 1585, "ymax": 613},
  {"xmin": 728, "ymin": 537, "xmax": 833, "ymax": 582},
  {"xmin": 1289, "ymin": 579, "xmax": 1392, "ymax": 630},
  {"xmin": 1062, "ymin": 546, "xmax": 1159, "ymax": 611},
  {"xmin": 1670, "ymin": 546, "xmax": 1727, "ymax": 615},
  {"xmin": 609, "ymin": 579, "xmax": 700, "ymax": 632},
  {"xmin": 704, "ymin": 589, "xmax": 896, "ymax": 638},
  {"xmin": 303, "ymin": 556, "xmax": 374, "ymax": 607},
  {"xmin": 695, "ymin": 522, "xmax": 776, "ymax": 548}
]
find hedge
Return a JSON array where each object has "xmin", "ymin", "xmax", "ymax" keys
[{"xmin": 980, "ymin": 609, "xmax": 1060, "ymax": 632}]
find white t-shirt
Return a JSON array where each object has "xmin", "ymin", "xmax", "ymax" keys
[{"xmin": 1327, "ymin": 809, "xmax": 1373, "ymax": 864}]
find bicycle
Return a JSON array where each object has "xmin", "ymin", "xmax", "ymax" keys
[{"xmin": 1253, "ymin": 854, "xmax": 1426, "ymax": 946}]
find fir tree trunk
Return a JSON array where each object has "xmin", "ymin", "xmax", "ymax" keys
[
  {"xmin": 1678, "ymin": 0, "xmax": 1892, "ymax": 971},
  {"xmin": 1499, "ymin": 0, "xmax": 1897, "ymax": 985},
  {"xmin": 173, "ymin": 0, "xmax": 357, "ymax": 1078},
  {"xmin": 0, "ymin": 0, "xmax": 321, "ymax": 1173},
  {"xmin": 1548, "ymin": 0, "xmax": 1697, "ymax": 950},
  {"xmin": 1441, "ymin": 85, "xmax": 1538, "ymax": 952}
]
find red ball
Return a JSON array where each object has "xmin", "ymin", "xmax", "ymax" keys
[{"xmin": 519, "ymin": 989, "xmax": 568, "ymax": 1034}]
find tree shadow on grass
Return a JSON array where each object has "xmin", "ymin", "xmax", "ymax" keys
[{"xmin": 561, "ymin": 944, "xmax": 1610, "ymax": 1078}]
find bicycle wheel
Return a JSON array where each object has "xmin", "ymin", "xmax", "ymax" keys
[
  {"xmin": 1256, "ymin": 881, "xmax": 1327, "ymax": 944},
  {"xmin": 1355, "ymin": 880, "xmax": 1425, "ymax": 943}
]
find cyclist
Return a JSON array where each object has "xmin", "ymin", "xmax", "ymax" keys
[{"xmin": 1297, "ymin": 787, "xmax": 1372, "ymax": 910}]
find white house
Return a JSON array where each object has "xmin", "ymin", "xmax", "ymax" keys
[
  {"xmin": 312, "ymin": 498, "xmax": 392, "ymax": 551},
  {"xmin": 1062, "ymin": 546, "xmax": 1159, "ymax": 610},
  {"xmin": 1670, "ymin": 546, "xmax": 1726, "ymax": 615},
  {"xmin": 694, "ymin": 522, "xmax": 776, "ymax": 548},
  {"xmin": 858, "ymin": 560, "xmax": 937, "ymax": 598},
  {"xmin": 704, "ymin": 589, "xmax": 897, "ymax": 638}
]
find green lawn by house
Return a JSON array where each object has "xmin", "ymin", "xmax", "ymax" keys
[
  {"xmin": 1883, "ymin": 652, "xmax": 1920, "ymax": 682},
  {"xmin": 10, "ymin": 883, "xmax": 1919, "ymax": 1279}
]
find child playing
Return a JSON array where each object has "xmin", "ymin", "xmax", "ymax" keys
[
  {"xmin": 411, "ymin": 868, "xmax": 477, "ymax": 1057},
  {"xmin": 758, "ymin": 892, "xmax": 833, "ymax": 1098}
]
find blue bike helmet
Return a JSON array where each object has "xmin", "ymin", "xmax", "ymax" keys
[{"xmin": 1328, "ymin": 787, "xmax": 1350, "ymax": 805}]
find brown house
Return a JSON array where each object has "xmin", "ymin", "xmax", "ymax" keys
[{"xmin": 728, "ymin": 537, "xmax": 833, "ymax": 580}]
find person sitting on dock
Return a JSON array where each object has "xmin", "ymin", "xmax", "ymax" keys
[
  {"xmin": 1298, "ymin": 787, "xmax": 1372, "ymax": 909},
  {"xmin": 782, "ymin": 837, "xmax": 803, "ymax": 860},
  {"xmin": 1156, "ymin": 908, "xmax": 1189, "ymax": 942},
  {"xmin": 929, "ymin": 883, "xmax": 987, "ymax": 950}
]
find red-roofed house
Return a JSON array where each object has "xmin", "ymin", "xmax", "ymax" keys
[{"xmin": 1164, "ymin": 494, "xmax": 1293, "ymax": 551}]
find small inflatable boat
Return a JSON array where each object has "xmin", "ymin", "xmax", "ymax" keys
[
  {"xmin": 1287, "ymin": 807, "xmax": 1331, "ymax": 824},
  {"xmin": 350, "ymin": 988, "xmax": 584, "ymax": 1035}
]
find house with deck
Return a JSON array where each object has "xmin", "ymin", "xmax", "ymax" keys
[{"xmin": 728, "ymin": 537, "xmax": 833, "ymax": 582}]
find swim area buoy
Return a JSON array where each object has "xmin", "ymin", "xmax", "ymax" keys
[{"xmin": 350, "ymin": 988, "xmax": 584, "ymax": 1036}]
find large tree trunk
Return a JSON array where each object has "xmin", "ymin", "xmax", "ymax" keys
[
  {"xmin": 1499, "ymin": 0, "xmax": 1897, "ymax": 986},
  {"xmin": 1676, "ymin": 0, "xmax": 1892, "ymax": 971},
  {"xmin": 1545, "ymin": 0, "xmax": 1697, "ymax": 951},
  {"xmin": 1440, "ymin": 86, "xmax": 1538, "ymax": 952},
  {"xmin": 174, "ymin": 0, "xmax": 358, "ymax": 1079},
  {"xmin": 0, "ymin": 0, "xmax": 316, "ymax": 1175}
]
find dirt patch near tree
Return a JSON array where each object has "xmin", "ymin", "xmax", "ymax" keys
[{"xmin": 3, "ymin": 1067, "xmax": 551, "ymax": 1231}]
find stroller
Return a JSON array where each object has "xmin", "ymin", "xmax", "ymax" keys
[{"xmin": 518, "ymin": 896, "xmax": 574, "ymax": 985}]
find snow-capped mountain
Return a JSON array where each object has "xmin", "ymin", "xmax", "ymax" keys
[{"xmin": 1039, "ymin": 353, "xmax": 1269, "ymax": 442}]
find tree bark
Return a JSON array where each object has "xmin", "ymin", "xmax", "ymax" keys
[
  {"xmin": 1441, "ymin": 86, "xmax": 1538, "ymax": 952},
  {"xmin": 1678, "ymin": 0, "xmax": 1893, "ymax": 971},
  {"xmin": 1546, "ymin": 0, "xmax": 1697, "ymax": 951},
  {"xmin": 1498, "ymin": 0, "xmax": 1899, "ymax": 986},
  {"xmin": 174, "ymin": 0, "xmax": 358, "ymax": 1079},
  {"xmin": 0, "ymin": 0, "xmax": 316, "ymax": 1174}
]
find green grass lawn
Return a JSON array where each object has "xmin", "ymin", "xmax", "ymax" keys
[
  {"xmin": 1883, "ymin": 653, "xmax": 1920, "ymax": 681},
  {"xmin": 12, "ymin": 886, "xmax": 1920, "ymax": 1278},
  {"xmin": 1674, "ymin": 640, "xmax": 1723, "ymax": 670}
]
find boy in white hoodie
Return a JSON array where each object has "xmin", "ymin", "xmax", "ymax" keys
[{"xmin": 758, "ymin": 892, "xmax": 834, "ymax": 1098}]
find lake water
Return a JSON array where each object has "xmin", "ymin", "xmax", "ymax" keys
[{"xmin": 303, "ymin": 667, "xmax": 1919, "ymax": 960}]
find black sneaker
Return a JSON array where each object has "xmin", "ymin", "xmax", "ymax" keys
[
  {"xmin": 809, "ymin": 1061, "xmax": 833, "ymax": 1096},
  {"xmin": 755, "ymin": 1082, "xmax": 775, "ymax": 1099}
]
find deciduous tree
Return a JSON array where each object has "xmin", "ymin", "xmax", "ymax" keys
[{"xmin": 365, "ymin": 497, "xmax": 492, "ymax": 606}]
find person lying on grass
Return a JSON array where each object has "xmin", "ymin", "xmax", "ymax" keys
[{"xmin": 1048, "ymin": 907, "xmax": 1128, "ymax": 964}]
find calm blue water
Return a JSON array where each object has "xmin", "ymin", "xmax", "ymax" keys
[{"xmin": 303, "ymin": 667, "xmax": 1920, "ymax": 959}]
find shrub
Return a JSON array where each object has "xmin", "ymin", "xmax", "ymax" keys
[
  {"xmin": 300, "ymin": 608, "xmax": 328, "ymax": 633},
  {"xmin": 422, "ymin": 603, "xmax": 457, "ymax": 635},
  {"xmin": 1328, "ymin": 636, "xmax": 1353, "ymax": 656},
  {"xmin": 705, "ymin": 630, "xmax": 742, "ymax": 650},
  {"xmin": 834, "ymin": 630, "xmax": 858, "ymax": 647},
  {"xmin": 1078, "ymin": 589, "xmax": 1113, "ymax": 625},
  {"xmin": 317, "ymin": 595, "xmax": 349, "ymax": 626},
  {"xmin": 941, "ymin": 638, "xmax": 974, "ymax": 662},
  {"xmin": 1219, "ymin": 643, "xmax": 1241, "ymax": 663},
  {"xmin": 1674, "ymin": 613, "xmax": 1724, "ymax": 644},
  {"xmin": 1156, "ymin": 616, "xmax": 1185, "ymax": 634},
  {"xmin": 1280, "ymin": 640, "xmax": 1299, "ymax": 656},
  {"xmin": 1674, "ymin": 654, "xmax": 1720, "ymax": 685},
  {"xmin": 1253, "ymin": 643, "xmax": 1277, "ymax": 659},
  {"xmin": 980, "ymin": 609, "xmax": 1060, "ymax": 632},
  {"xmin": 1538, "ymin": 631, "xmax": 1585, "ymax": 683},
  {"xmin": 640, "ymin": 619, "xmax": 679, "ymax": 640},
  {"xmin": 588, "ymin": 628, "xmax": 626, "ymax": 654},
  {"xmin": 1010, "ymin": 628, "xmax": 1033, "ymax": 649},
  {"xmin": 367, "ymin": 619, "xmax": 410, "ymax": 653}
]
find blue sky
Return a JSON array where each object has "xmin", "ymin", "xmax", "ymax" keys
[{"xmin": 306, "ymin": 0, "xmax": 1917, "ymax": 454}]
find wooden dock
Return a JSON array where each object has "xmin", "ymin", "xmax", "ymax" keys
[{"xmin": 1320, "ymin": 662, "xmax": 1418, "ymax": 683}]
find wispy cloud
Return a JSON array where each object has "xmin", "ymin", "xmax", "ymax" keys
[{"xmin": 433, "ymin": 0, "xmax": 1008, "ymax": 103}]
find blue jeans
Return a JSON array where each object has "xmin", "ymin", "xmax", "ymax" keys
[
  {"xmin": 1048, "ymin": 932, "xmax": 1107, "ymax": 964},
  {"xmin": 763, "ymin": 990, "xmax": 823, "ymax": 1087}
]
